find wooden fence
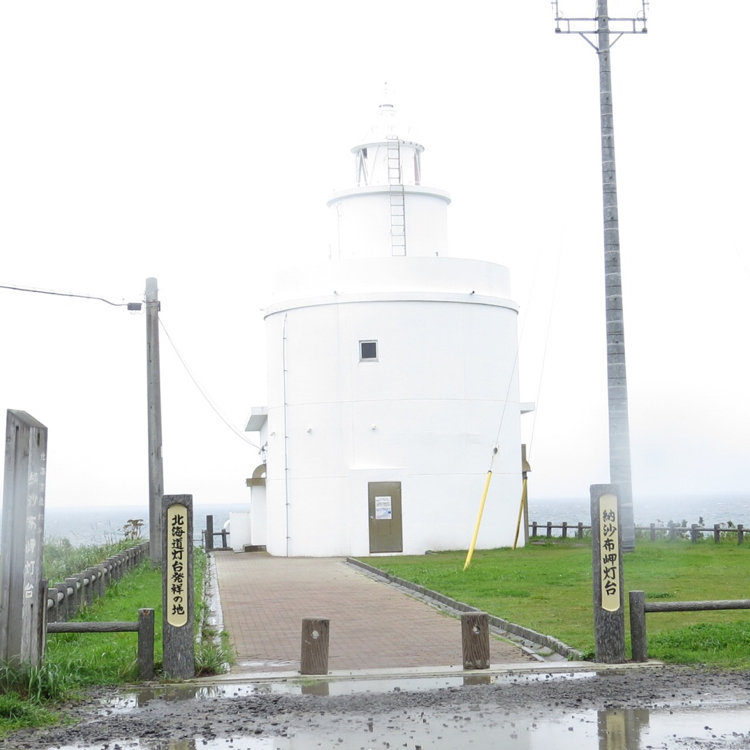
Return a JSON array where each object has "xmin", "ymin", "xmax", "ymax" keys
[
  {"xmin": 529, "ymin": 522, "xmax": 746, "ymax": 544},
  {"xmin": 47, "ymin": 609, "xmax": 154, "ymax": 680},
  {"xmin": 44, "ymin": 541, "xmax": 150, "ymax": 622},
  {"xmin": 628, "ymin": 590, "xmax": 750, "ymax": 662},
  {"xmin": 203, "ymin": 515, "xmax": 230, "ymax": 551},
  {"xmin": 42, "ymin": 541, "xmax": 153, "ymax": 680}
]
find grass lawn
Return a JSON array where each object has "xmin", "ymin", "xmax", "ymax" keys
[{"xmin": 359, "ymin": 537, "xmax": 750, "ymax": 667}]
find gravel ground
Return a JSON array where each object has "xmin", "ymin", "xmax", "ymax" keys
[{"xmin": 5, "ymin": 665, "xmax": 750, "ymax": 749}]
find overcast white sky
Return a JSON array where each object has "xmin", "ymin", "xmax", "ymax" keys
[{"xmin": 0, "ymin": 1, "xmax": 747, "ymax": 515}]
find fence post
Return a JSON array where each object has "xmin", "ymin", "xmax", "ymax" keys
[
  {"xmin": 205, "ymin": 515, "xmax": 214, "ymax": 551},
  {"xmin": 650, "ymin": 523, "xmax": 656, "ymax": 541},
  {"xmin": 546, "ymin": 522, "xmax": 552, "ymax": 538},
  {"xmin": 629, "ymin": 590, "xmax": 647, "ymax": 662},
  {"xmin": 562, "ymin": 522, "xmax": 568, "ymax": 539},
  {"xmin": 532, "ymin": 522, "xmax": 538, "ymax": 537},
  {"xmin": 714, "ymin": 524, "xmax": 721, "ymax": 544},
  {"xmin": 55, "ymin": 583, "xmax": 69, "ymax": 620},
  {"xmin": 45, "ymin": 584, "xmax": 56, "ymax": 623},
  {"xmin": 138, "ymin": 608, "xmax": 155, "ymax": 680},
  {"xmin": 83, "ymin": 570, "xmax": 95, "ymax": 608},
  {"xmin": 461, "ymin": 612, "xmax": 490, "ymax": 669},
  {"xmin": 300, "ymin": 618, "xmax": 330, "ymax": 675},
  {"xmin": 107, "ymin": 557, "xmax": 118, "ymax": 582},
  {"xmin": 577, "ymin": 522, "xmax": 584, "ymax": 539},
  {"xmin": 690, "ymin": 524, "xmax": 699, "ymax": 543},
  {"xmin": 65, "ymin": 578, "xmax": 80, "ymax": 618},
  {"xmin": 738, "ymin": 525, "xmax": 744, "ymax": 545},
  {"xmin": 94, "ymin": 565, "xmax": 106, "ymax": 599}
]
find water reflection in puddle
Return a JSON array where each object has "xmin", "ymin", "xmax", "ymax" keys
[
  {"xmin": 101, "ymin": 671, "xmax": 596, "ymax": 711},
  {"xmin": 64, "ymin": 704, "xmax": 750, "ymax": 749}
]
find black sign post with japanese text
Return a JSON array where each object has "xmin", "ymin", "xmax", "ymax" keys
[
  {"xmin": 162, "ymin": 494, "xmax": 194, "ymax": 679},
  {"xmin": 590, "ymin": 484, "xmax": 625, "ymax": 663}
]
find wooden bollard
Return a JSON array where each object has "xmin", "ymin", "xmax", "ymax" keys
[
  {"xmin": 300, "ymin": 618, "xmax": 329, "ymax": 675},
  {"xmin": 461, "ymin": 612, "xmax": 490, "ymax": 669},
  {"xmin": 629, "ymin": 590, "xmax": 647, "ymax": 662},
  {"xmin": 138, "ymin": 608, "xmax": 155, "ymax": 681}
]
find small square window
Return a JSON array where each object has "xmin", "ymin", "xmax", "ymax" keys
[{"xmin": 359, "ymin": 340, "xmax": 378, "ymax": 361}]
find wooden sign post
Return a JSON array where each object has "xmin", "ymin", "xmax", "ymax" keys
[
  {"xmin": 590, "ymin": 484, "xmax": 625, "ymax": 663},
  {"xmin": 162, "ymin": 494, "xmax": 194, "ymax": 679},
  {"xmin": 0, "ymin": 411, "xmax": 48, "ymax": 667}
]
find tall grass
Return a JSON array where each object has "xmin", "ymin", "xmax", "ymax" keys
[
  {"xmin": 44, "ymin": 537, "xmax": 141, "ymax": 583},
  {"xmin": 0, "ymin": 662, "xmax": 72, "ymax": 732}
]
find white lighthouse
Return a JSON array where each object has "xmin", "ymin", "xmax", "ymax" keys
[{"xmin": 246, "ymin": 103, "xmax": 529, "ymax": 557}]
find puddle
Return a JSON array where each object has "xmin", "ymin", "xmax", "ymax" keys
[
  {"xmin": 57, "ymin": 704, "xmax": 750, "ymax": 749},
  {"xmin": 99, "ymin": 670, "xmax": 597, "ymax": 711},
  {"xmin": 236, "ymin": 659, "xmax": 295, "ymax": 669}
]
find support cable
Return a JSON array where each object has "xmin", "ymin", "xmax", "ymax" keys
[{"xmin": 159, "ymin": 317, "xmax": 260, "ymax": 450}]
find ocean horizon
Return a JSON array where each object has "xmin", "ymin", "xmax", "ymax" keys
[{"xmin": 38, "ymin": 491, "xmax": 750, "ymax": 547}]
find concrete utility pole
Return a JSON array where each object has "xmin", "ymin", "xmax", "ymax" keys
[
  {"xmin": 553, "ymin": 0, "xmax": 648, "ymax": 551},
  {"xmin": 146, "ymin": 278, "xmax": 164, "ymax": 564}
]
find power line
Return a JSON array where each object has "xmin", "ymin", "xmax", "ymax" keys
[
  {"xmin": 158, "ymin": 317, "xmax": 261, "ymax": 451},
  {"xmin": 0, "ymin": 282, "xmax": 140, "ymax": 309}
]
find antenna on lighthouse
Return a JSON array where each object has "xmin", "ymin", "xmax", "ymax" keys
[{"xmin": 553, "ymin": 0, "xmax": 649, "ymax": 552}]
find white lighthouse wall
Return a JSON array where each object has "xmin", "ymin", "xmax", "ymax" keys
[
  {"xmin": 328, "ymin": 187, "xmax": 450, "ymax": 259},
  {"xmin": 263, "ymin": 285, "xmax": 522, "ymax": 557}
]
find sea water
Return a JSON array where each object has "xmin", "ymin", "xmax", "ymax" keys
[
  {"xmin": 40, "ymin": 493, "xmax": 749, "ymax": 547},
  {"xmin": 43, "ymin": 502, "xmax": 246, "ymax": 547}
]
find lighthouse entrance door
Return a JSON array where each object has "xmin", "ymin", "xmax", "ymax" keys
[{"xmin": 368, "ymin": 482, "xmax": 403, "ymax": 553}]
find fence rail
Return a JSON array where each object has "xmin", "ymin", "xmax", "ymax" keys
[
  {"xmin": 46, "ymin": 608, "xmax": 155, "ymax": 680},
  {"xmin": 45, "ymin": 541, "xmax": 150, "ymax": 622},
  {"xmin": 529, "ymin": 522, "xmax": 746, "ymax": 544},
  {"xmin": 628, "ymin": 590, "xmax": 750, "ymax": 661}
]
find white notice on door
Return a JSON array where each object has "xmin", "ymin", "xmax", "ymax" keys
[{"xmin": 374, "ymin": 496, "xmax": 392, "ymax": 520}]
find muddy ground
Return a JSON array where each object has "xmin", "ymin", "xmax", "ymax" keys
[{"xmin": 4, "ymin": 665, "xmax": 750, "ymax": 749}]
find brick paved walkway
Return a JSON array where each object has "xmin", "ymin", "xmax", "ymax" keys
[{"xmin": 212, "ymin": 551, "xmax": 534, "ymax": 674}]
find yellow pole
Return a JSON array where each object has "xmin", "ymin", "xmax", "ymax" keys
[
  {"xmin": 513, "ymin": 477, "xmax": 528, "ymax": 550},
  {"xmin": 463, "ymin": 470, "xmax": 493, "ymax": 571}
]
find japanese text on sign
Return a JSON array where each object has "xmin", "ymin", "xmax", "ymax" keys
[
  {"xmin": 599, "ymin": 493, "xmax": 620, "ymax": 612},
  {"xmin": 167, "ymin": 504, "xmax": 189, "ymax": 627}
]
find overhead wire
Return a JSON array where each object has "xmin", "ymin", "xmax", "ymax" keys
[
  {"xmin": 158, "ymin": 317, "xmax": 261, "ymax": 451},
  {"xmin": 1, "ymin": 279, "xmax": 262, "ymax": 452},
  {"xmin": 0, "ymin": 282, "xmax": 133, "ymax": 307}
]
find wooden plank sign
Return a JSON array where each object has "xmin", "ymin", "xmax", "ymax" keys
[
  {"xmin": 0, "ymin": 411, "xmax": 48, "ymax": 667},
  {"xmin": 590, "ymin": 484, "xmax": 625, "ymax": 663},
  {"xmin": 162, "ymin": 495, "xmax": 194, "ymax": 679},
  {"xmin": 598, "ymin": 492, "xmax": 621, "ymax": 612}
]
